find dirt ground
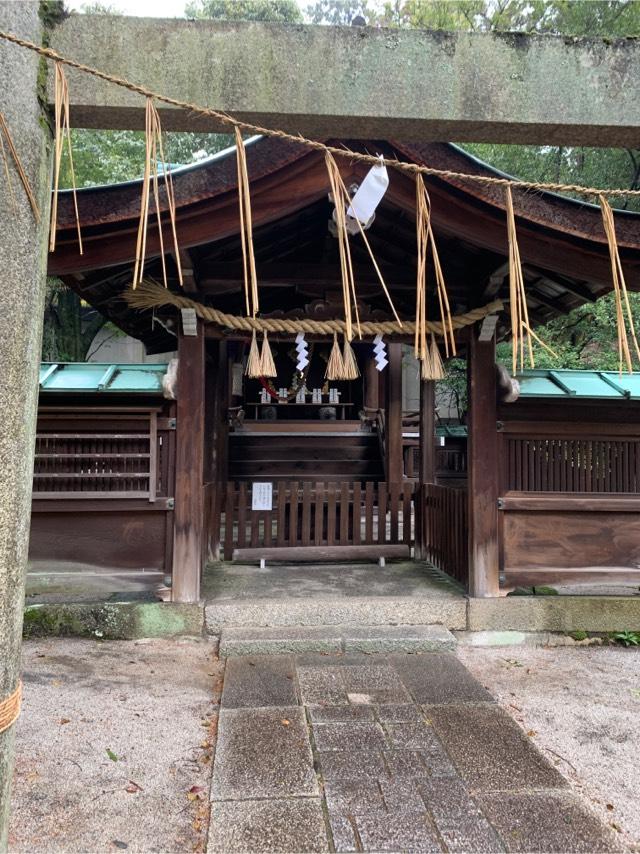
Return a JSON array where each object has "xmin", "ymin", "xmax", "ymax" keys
[
  {"xmin": 8, "ymin": 637, "xmax": 223, "ymax": 854},
  {"xmin": 459, "ymin": 644, "xmax": 640, "ymax": 853}
]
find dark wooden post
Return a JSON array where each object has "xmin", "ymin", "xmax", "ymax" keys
[
  {"xmin": 385, "ymin": 343, "xmax": 403, "ymax": 484},
  {"xmin": 364, "ymin": 352, "xmax": 379, "ymax": 410},
  {"xmin": 415, "ymin": 377, "xmax": 436, "ymax": 560},
  {"xmin": 172, "ymin": 320, "xmax": 205, "ymax": 603},
  {"xmin": 419, "ymin": 379, "xmax": 436, "ymax": 485},
  {"xmin": 467, "ymin": 327, "xmax": 500, "ymax": 597}
]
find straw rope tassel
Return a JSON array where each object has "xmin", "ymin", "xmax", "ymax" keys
[
  {"xmin": 50, "ymin": 62, "xmax": 82, "ymax": 254},
  {"xmin": 429, "ymin": 335, "xmax": 445, "ymax": 380},
  {"xmin": 325, "ymin": 151, "xmax": 358, "ymax": 342},
  {"xmin": 133, "ymin": 98, "xmax": 182, "ymax": 290},
  {"xmin": 326, "ymin": 332, "xmax": 346, "ymax": 380},
  {"xmin": 259, "ymin": 330, "xmax": 277, "ymax": 378},
  {"xmin": 505, "ymin": 187, "xmax": 534, "ymax": 374},
  {"xmin": 0, "ymin": 680, "xmax": 22, "ymax": 735},
  {"xmin": 342, "ymin": 338, "xmax": 360, "ymax": 380},
  {"xmin": 599, "ymin": 194, "xmax": 640, "ymax": 373},
  {"xmin": 235, "ymin": 128, "xmax": 259, "ymax": 318},
  {"xmin": 245, "ymin": 330, "xmax": 262, "ymax": 378}
]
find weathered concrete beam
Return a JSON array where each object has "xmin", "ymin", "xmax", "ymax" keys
[{"xmin": 48, "ymin": 16, "xmax": 640, "ymax": 146}]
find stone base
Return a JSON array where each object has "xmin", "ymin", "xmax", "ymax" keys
[
  {"xmin": 22, "ymin": 601, "xmax": 204, "ymax": 640},
  {"xmin": 468, "ymin": 595, "xmax": 640, "ymax": 633}
]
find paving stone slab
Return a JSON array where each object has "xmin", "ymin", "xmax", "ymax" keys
[
  {"xmin": 435, "ymin": 815, "xmax": 506, "ymax": 854},
  {"xmin": 426, "ymin": 704, "xmax": 568, "ymax": 791},
  {"xmin": 352, "ymin": 809, "xmax": 442, "ymax": 852},
  {"xmin": 318, "ymin": 750, "xmax": 387, "ymax": 781},
  {"xmin": 298, "ymin": 665, "xmax": 349, "ymax": 705},
  {"xmin": 313, "ymin": 720, "xmax": 387, "ymax": 752},
  {"xmin": 324, "ymin": 778, "xmax": 386, "ymax": 812},
  {"xmin": 298, "ymin": 662, "xmax": 412, "ymax": 706},
  {"xmin": 383, "ymin": 749, "xmax": 432, "ymax": 780},
  {"xmin": 390, "ymin": 653, "xmax": 495, "ymax": 704},
  {"xmin": 343, "ymin": 625, "xmax": 457, "ymax": 653},
  {"xmin": 328, "ymin": 813, "xmax": 359, "ymax": 853},
  {"xmin": 220, "ymin": 625, "xmax": 342, "ymax": 656},
  {"xmin": 208, "ymin": 799, "xmax": 329, "ymax": 853},
  {"xmin": 221, "ymin": 655, "xmax": 298, "ymax": 708},
  {"xmin": 383, "ymin": 720, "xmax": 444, "ymax": 751},
  {"xmin": 211, "ymin": 707, "xmax": 318, "ymax": 800},
  {"xmin": 477, "ymin": 791, "xmax": 626, "ymax": 853},
  {"xmin": 309, "ymin": 704, "xmax": 375, "ymax": 723},
  {"xmin": 376, "ymin": 703, "xmax": 424, "ymax": 722}
]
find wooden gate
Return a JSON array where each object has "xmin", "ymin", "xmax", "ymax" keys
[
  {"xmin": 222, "ymin": 480, "xmax": 414, "ymax": 560},
  {"xmin": 418, "ymin": 483, "xmax": 468, "ymax": 588}
]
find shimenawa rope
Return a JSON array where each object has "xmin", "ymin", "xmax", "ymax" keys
[
  {"xmin": 0, "ymin": 680, "xmax": 22, "ymax": 735},
  {"xmin": 125, "ymin": 279, "xmax": 503, "ymax": 337}
]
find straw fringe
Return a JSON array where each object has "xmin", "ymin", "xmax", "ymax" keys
[
  {"xmin": 132, "ymin": 98, "xmax": 182, "ymax": 289},
  {"xmin": 50, "ymin": 63, "xmax": 81, "ymax": 253},
  {"xmin": 235, "ymin": 128, "xmax": 259, "ymax": 318},
  {"xmin": 326, "ymin": 333, "xmax": 346, "ymax": 380},
  {"xmin": 505, "ymin": 187, "xmax": 535, "ymax": 374},
  {"xmin": 245, "ymin": 330, "xmax": 262, "ymax": 378},
  {"xmin": 0, "ymin": 680, "xmax": 22, "ymax": 735},
  {"xmin": 599, "ymin": 194, "xmax": 640, "ymax": 373},
  {"xmin": 415, "ymin": 176, "xmax": 455, "ymax": 379},
  {"xmin": 325, "ymin": 152, "xmax": 359, "ymax": 341},
  {"xmin": 259, "ymin": 330, "xmax": 277, "ymax": 377},
  {"xmin": 342, "ymin": 339, "xmax": 360, "ymax": 380},
  {"xmin": 428, "ymin": 336, "xmax": 446, "ymax": 380}
]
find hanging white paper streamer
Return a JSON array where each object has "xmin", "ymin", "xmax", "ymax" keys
[
  {"xmin": 295, "ymin": 332, "xmax": 309, "ymax": 371},
  {"xmin": 373, "ymin": 333, "xmax": 388, "ymax": 371},
  {"xmin": 347, "ymin": 156, "xmax": 389, "ymax": 224}
]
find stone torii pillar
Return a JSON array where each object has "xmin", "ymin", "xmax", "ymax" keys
[{"xmin": 0, "ymin": 3, "xmax": 52, "ymax": 849}]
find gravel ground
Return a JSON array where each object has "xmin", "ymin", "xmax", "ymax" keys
[
  {"xmin": 458, "ymin": 644, "xmax": 640, "ymax": 852},
  {"xmin": 9, "ymin": 637, "xmax": 223, "ymax": 854}
]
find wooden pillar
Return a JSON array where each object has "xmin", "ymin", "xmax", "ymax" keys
[
  {"xmin": 385, "ymin": 343, "xmax": 403, "ymax": 484},
  {"xmin": 364, "ymin": 352, "xmax": 379, "ymax": 410},
  {"xmin": 467, "ymin": 327, "xmax": 500, "ymax": 597},
  {"xmin": 172, "ymin": 320, "xmax": 205, "ymax": 603},
  {"xmin": 419, "ymin": 379, "xmax": 436, "ymax": 486},
  {"xmin": 210, "ymin": 340, "xmax": 229, "ymax": 561}
]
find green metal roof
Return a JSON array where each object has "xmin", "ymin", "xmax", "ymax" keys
[
  {"xmin": 39, "ymin": 363, "xmax": 167, "ymax": 393},
  {"xmin": 515, "ymin": 369, "xmax": 640, "ymax": 400}
]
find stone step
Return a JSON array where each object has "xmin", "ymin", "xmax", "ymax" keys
[{"xmin": 219, "ymin": 624, "xmax": 457, "ymax": 657}]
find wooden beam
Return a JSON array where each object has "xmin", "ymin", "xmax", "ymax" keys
[
  {"xmin": 467, "ymin": 327, "xmax": 500, "ymax": 597},
  {"xmin": 177, "ymin": 248, "xmax": 198, "ymax": 293},
  {"xmin": 385, "ymin": 343, "xmax": 403, "ymax": 485},
  {"xmin": 172, "ymin": 319, "xmax": 205, "ymax": 603},
  {"xmin": 364, "ymin": 353, "xmax": 379, "ymax": 410}
]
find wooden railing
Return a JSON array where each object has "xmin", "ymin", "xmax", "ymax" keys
[
  {"xmin": 418, "ymin": 483, "xmax": 468, "ymax": 588},
  {"xmin": 222, "ymin": 480, "xmax": 414, "ymax": 560},
  {"xmin": 33, "ymin": 410, "xmax": 164, "ymax": 500},
  {"xmin": 504, "ymin": 433, "xmax": 640, "ymax": 493}
]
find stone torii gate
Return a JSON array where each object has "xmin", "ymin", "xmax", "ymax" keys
[{"xmin": 1, "ymin": 3, "xmax": 640, "ymax": 846}]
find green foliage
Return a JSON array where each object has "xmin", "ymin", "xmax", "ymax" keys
[
  {"xmin": 611, "ymin": 630, "xmax": 640, "ymax": 646},
  {"xmin": 496, "ymin": 291, "xmax": 640, "ymax": 372},
  {"xmin": 185, "ymin": 0, "xmax": 302, "ymax": 21},
  {"xmin": 569, "ymin": 630, "xmax": 589, "ymax": 640}
]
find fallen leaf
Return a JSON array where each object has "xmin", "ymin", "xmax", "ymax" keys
[
  {"xmin": 281, "ymin": 719, "xmax": 290, "ymax": 726},
  {"xmin": 125, "ymin": 781, "xmax": 142, "ymax": 793},
  {"xmin": 189, "ymin": 785, "xmax": 204, "ymax": 794},
  {"xmin": 526, "ymin": 730, "xmax": 538, "ymax": 737},
  {"xmin": 606, "ymin": 804, "xmax": 614, "ymax": 811},
  {"xmin": 59, "ymin": 718, "xmax": 71, "ymax": 725},
  {"xmin": 106, "ymin": 748, "xmax": 119, "ymax": 762},
  {"xmin": 112, "ymin": 842, "xmax": 128, "ymax": 850}
]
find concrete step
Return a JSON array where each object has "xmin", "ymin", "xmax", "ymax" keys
[{"xmin": 219, "ymin": 624, "xmax": 457, "ymax": 657}]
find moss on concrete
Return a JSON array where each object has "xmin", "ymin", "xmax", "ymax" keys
[{"xmin": 23, "ymin": 602, "xmax": 204, "ymax": 640}]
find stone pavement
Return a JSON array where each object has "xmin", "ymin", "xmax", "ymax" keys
[{"xmin": 208, "ymin": 652, "xmax": 624, "ymax": 854}]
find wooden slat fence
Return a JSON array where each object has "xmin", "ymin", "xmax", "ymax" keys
[
  {"xmin": 505, "ymin": 436, "xmax": 640, "ymax": 493},
  {"xmin": 222, "ymin": 480, "xmax": 415, "ymax": 560},
  {"xmin": 419, "ymin": 483, "xmax": 468, "ymax": 588}
]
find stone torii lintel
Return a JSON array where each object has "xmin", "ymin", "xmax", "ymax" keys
[{"xmin": 48, "ymin": 16, "xmax": 640, "ymax": 147}]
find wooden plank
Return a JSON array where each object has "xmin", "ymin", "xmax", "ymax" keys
[
  {"xmin": 499, "ymin": 493, "xmax": 640, "ymax": 512},
  {"xmin": 327, "ymin": 482, "xmax": 336, "ymax": 546},
  {"xmin": 419, "ymin": 379, "xmax": 436, "ymax": 486},
  {"xmin": 364, "ymin": 481, "xmax": 374, "ymax": 543},
  {"xmin": 276, "ymin": 482, "xmax": 286, "ymax": 547},
  {"xmin": 377, "ymin": 482, "xmax": 388, "ymax": 545},
  {"xmin": 389, "ymin": 482, "xmax": 399, "ymax": 543},
  {"xmin": 172, "ymin": 323, "xmax": 205, "ymax": 603},
  {"xmin": 237, "ymin": 482, "xmax": 248, "ymax": 549},
  {"xmin": 352, "ymin": 481, "xmax": 362, "ymax": 546},
  {"xmin": 232, "ymin": 544, "xmax": 411, "ymax": 562},
  {"xmin": 339, "ymin": 481, "xmax": 350, "ymax": 545},
  {"xmin": 289, "ymin": 480, "xmax": 299, "ymax": 546},
  {"xmin": 314, "ymin": 481, "xmax": 324, "ymax": 546},
  {"xmin": 402, "ymin": 481, "xmax": 412, "ymax": 547},
  {"xmin": 467, "ymin": 330, "xmax": 499, "ymax": 597},
  {"xmin": 301, "ymin": 481, "xmax": 312, "ymax": 546}
]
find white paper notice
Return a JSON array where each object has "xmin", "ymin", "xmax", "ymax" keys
[{"xmin": 252, "ymin": 482, "xmax": 273, "ymax": 511}]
